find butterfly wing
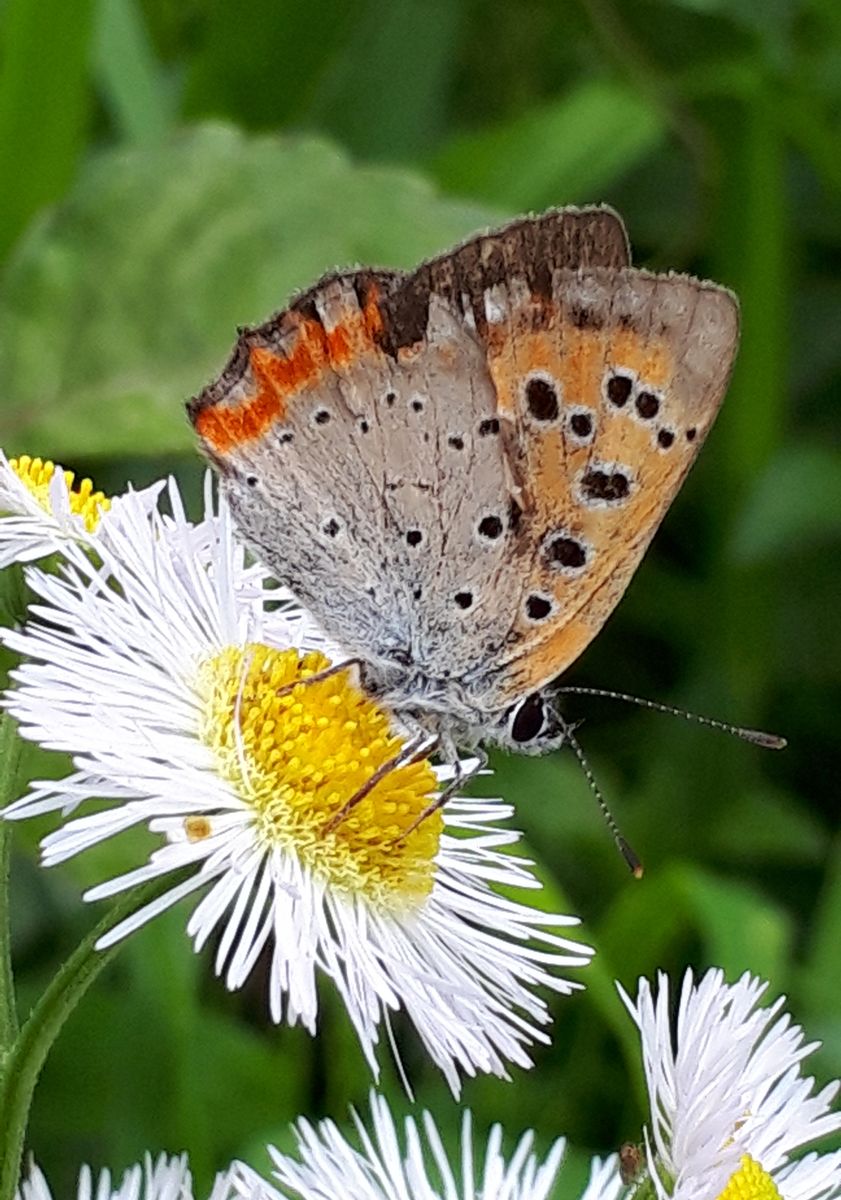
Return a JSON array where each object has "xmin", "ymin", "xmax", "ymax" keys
[
  {"xmin": 472, "ymin": 264, "xmax": 739, "ymax": 705},
  {"xmin": 188, "ymin": 207, "xmax": 632, "ymax": 689}
]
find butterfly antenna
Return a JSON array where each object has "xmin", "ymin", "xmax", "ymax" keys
[
  {"xmin": 560, "ymin": 717, "xmax": 643, "ymax": 878},
  {"xmin": 557, "ymin": 687, "xmax": 786, "ymax": 750}
]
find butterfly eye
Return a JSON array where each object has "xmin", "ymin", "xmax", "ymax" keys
[{"xmin": 509, "ymin": 693, "xmax": 547, "ymax": 744}]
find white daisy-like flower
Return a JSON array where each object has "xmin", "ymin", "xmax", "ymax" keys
[
  {"xmin": 0, "ymin": 450, "xmax": 162, "ymax": 569},
  {"xmin": 620, "ymin": 968, "xmax": 841, "ymax": 1200},
  {"xmin": 16, "ymin": 1153, "xmax": 235, "ymax": 1200},
  {"xmin": 233, "ymin": 1090, "xmax": 576, "ymax": 1200},
  {"xmin": 0, "ymin": 474, "xmax": 591, "ymax": 1090}
]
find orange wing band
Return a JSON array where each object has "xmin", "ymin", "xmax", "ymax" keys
[{"xmin": 195, "ymin": 292, "xmax": 385, "ymax": 454}]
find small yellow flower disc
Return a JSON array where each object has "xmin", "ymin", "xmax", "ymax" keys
[
  {"xmin": 10, "ymin": 454, "xmax": 110, "ymax": 532},
  {"xmin": 198, "ymin": 646, "xmax": 442, "ymax": 909},
  {"xmin": 184, "ymin": 815, "xmax": 213, "ymax": 842},
  {"xmin": 716, "ymin": 1155, "xmax": 782, "ymax": 1200}
]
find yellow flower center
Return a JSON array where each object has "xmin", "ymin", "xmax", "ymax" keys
[
  {"xmin": 10, "ymin": 454, "xmax": 110, "ymax": 532},
  {"xmin": 716, "ymin": 1155, "xmax": 782, "ymax": 1200},
  {"xmin": 197, "ymin": 645, "xmax": 442, "ymax": 909}
]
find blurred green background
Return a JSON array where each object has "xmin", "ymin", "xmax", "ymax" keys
[{"xmin": 1, "ymin": 0, "xmax": 840, "ymax": 1194}]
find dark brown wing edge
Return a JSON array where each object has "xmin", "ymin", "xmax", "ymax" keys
[
  {"xmin": 188, "ymin": 207, "xmax": 630, "ymax": 420},
  {"xmin": 366, "ymin": 205, "xmax": 631, "ymax": 357}
]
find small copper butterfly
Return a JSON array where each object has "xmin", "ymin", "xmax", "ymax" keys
[{"xmin": 188, "ymin": 207, "xmax": 738, "ymax": 760}]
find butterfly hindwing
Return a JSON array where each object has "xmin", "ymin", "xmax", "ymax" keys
[{"xmin": 477, "ymin": 267, "xmax": 739, "ymax": 701}]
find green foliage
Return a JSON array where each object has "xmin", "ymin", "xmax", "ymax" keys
[
  {"xmin": 0, "ymin": 0, "xmax": 839, "ymax": 1193},
  {"xmin": 0, "ymin": 0, "xmax": 96, "ymax": 261},
  {"xmin": 0, "ymin": 127, "xmax": 495, "ymax": 458},
  {"xmin": 729, "ymin": 444, "xmax": 841, "ymax": 563},
  {"xmin": 431, "ymin": 80, "xmax": 667, "ymax": 209}
]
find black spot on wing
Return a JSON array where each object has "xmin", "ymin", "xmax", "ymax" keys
[{"xmin": 525, "ymin": 377, "xmax": 560, "ymax": 422}]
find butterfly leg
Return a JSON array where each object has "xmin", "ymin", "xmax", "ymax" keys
[
  {"xmin": 395, "ymin": 742, "xmax": 490, "ymax": 842},
  {"xmin": 322, "ymin": 731, "xmax": 437, "ymax": 835},
  {"xmin": 275, "ymin": 656, "xmax": 363, "ymax": 698}
]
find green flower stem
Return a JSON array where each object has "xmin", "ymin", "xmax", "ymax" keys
[
  {"xmin": 0, "ymin": 567, "xmax": 32, "ymax": 1057},
  {"xmin": 0, "ymin": 822, "xmax": 17, "ymax": 1051},
  {"xmin": 0, "ymin": 876, "xmax": 169, "ymax": 1200},
  {"xmin": 0, "ymin": 716, "xmax": 23, "ymax": 1051}
]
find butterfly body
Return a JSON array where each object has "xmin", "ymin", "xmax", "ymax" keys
[{"xmin": 189, "ymin": 208, "xmax": 739, "ymax": 755}]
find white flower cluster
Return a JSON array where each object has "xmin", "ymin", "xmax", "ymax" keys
[
  {"xmin": 16, "ymin": 1155, "xmax": 234, "ymax": 1200},
  {"xmin": 16, "ymin": 973, "xmax": 841, "ymax": 1200},
  {"xmin": 2, "ymin": 455, "xmax": 838, "ymax": 1200}
]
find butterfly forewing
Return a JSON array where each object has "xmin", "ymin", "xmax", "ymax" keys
[{"xmin": 190, "ymin": 271, "xmax": 522, "ymax": 675}]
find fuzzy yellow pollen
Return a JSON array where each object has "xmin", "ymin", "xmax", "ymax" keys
[
  {"xmin": 716, "ymin": 1155, "xmax": 782, "ymax": 1200},
  {"xmin": 198, "ymin": 645, "xmax": 442, "ymax": 909},
  {"xmin": 10, "ymin": 454, "xmax": 110, "ymax": 532}
]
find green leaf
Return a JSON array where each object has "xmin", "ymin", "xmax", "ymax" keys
[
  {"xmin": 713, "ymin": 90, "xmax": 787, "ymax": 494},
  {"xmin": 126, "ymin": 916, "xmax": 210, "ymax": 1174},
  {"xmin": 0, "ymin": 880, "xmax": 167, "ymax": 1200},
  {"xmin": 600, "ymin": 861, "xmax": 791, "ymax": 984},
  {"xmin": 94, "ymin": 0, "xmax": 175, "ymax": 143},
  {"xmin": 599, "ymin": 866, "xmax": 697, "ymax": 983},
  {"xmin": 0, "ymin": 124, "xmax": 498, "ymax": 461},
  {"xmin": 185, "ymin": 0, "xmax": 466, "ymax": 160},
  {"xmin": 799, "ymin": 835, "xmax": 841, "ymax": 1019},
  {"xmin": 305, "ymin": 0, "xmax": 467, "ymax": 159},
  {"xmin": 183, "ymin": 0, "xmax": 357, "ymax": 129},
  {"xmin": 0, "ymin": 0, "xmax": 96, "ymax": 263},
  {"xmin": 728, "ymin": 443, "xmax": 841, "ymax": 563},
  {"xmin": 430, "ymin": 79, "xmax": 667, "ymax": 210},
  {"xmin": 778, "ymin": 90, "xmax": 841, "ymax": 197},
  {"xmin": 678, "ymin": 864, "xmax": 792, "ymax": 980},
  {"xmin": 706, "ymin": 784, "xmax": 825, "ymax": 864}
]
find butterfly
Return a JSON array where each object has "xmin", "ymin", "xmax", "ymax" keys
[{"xmin": 188, "ymin": 206, "xmax": 739, "ymax": 764}]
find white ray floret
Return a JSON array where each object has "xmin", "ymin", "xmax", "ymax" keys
[
  {"xmin": 233, "ymin": 1090, "xmax": 580, "ymax": 1200},
  {"xmin": 16, "ymin": 1154, "xmax": 235, "ymax": 1200},
  {"xmin": 0, "ymin": 449, "xmax": 162, "ymax": 569}
]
